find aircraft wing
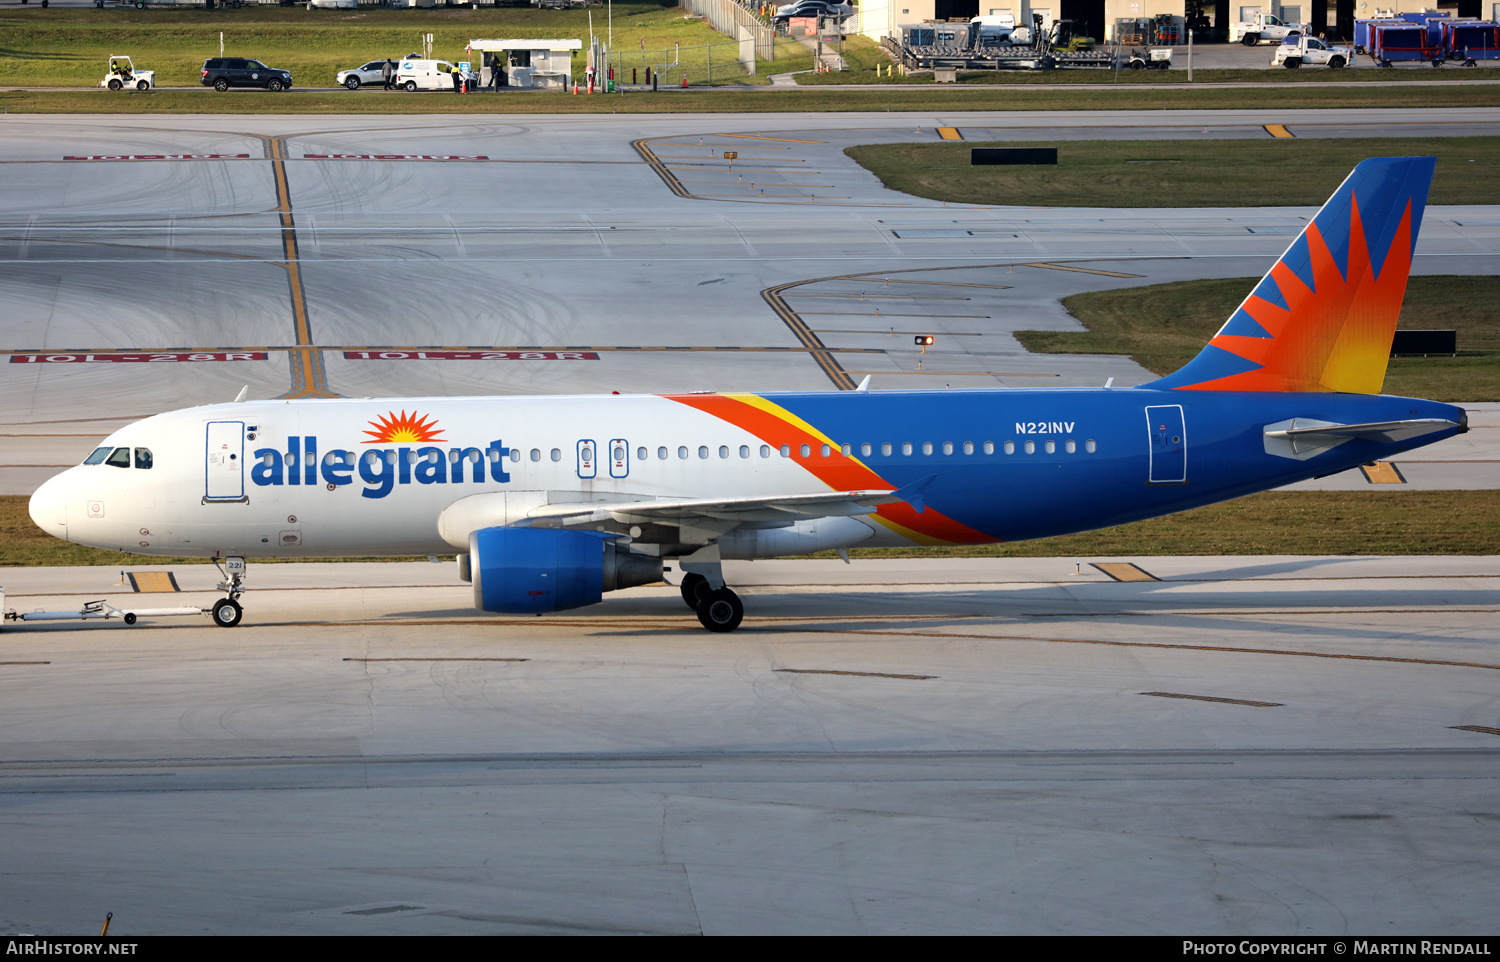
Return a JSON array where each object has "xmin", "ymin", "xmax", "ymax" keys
[
  {"xmin": 530, "ymin": 488, "xmax": 906, "ymax": 526},
  {"xmin": 525, "ymin": 477, "xmax": 924, "ymax": 528}
]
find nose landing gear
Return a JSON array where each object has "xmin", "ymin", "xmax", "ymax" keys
[{"xmin": 210, "ymin": 556, "xmax": 247, "ymax": 628}]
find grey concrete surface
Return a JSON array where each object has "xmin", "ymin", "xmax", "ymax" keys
[
  {"xmin": 0, "ymin": 115, "xmax": 1496, "ymax": 933},
  {"xmin": 1, "ymin": 556, "xmax": 1498, "ymax": 934}
]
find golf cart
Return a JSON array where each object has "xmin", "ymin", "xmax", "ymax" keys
[{"xmin": 101, "ymin": 56, "xmax": 155, "ymax": 91}]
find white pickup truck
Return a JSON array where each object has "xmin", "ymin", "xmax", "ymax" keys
[
  {"xmin": 1231, "ymin": 12, "xmax": 1305, "ymax": 45},
  {"xmin": 1271, "ymin": 35, "xmax": 1354, "ymax": 67}
]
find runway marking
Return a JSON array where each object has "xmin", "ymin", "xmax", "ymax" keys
[
  {"xmin": 788, "ymin": 292, "xmax": 970, "ymax": 300},
  {"xmin": 937, "ymin": 127, "xmax": 963, "ymax": 141},
  {"xmin": 775, "ymin": 668, "xmax": 937, "ymax": 680},
  {"xmin": 676, "ymin": 181, "xmax": 836, "ymax": 188},
  {"xmin": 1264, "ymin": 124, "xmax": 1295, "ymax": 138},
  {"xmin": 1361, "ymin": 461, "xmax": 1407, "ymax": 484},
  {"xmin": 245, "ymin": 617, "xmax": 1500, "ymax": 674},
  {"xmin": 762, "ymin": 281, "xmax": 857, "ymax": 391},
  {"xmin": 1451, "ymin": 725, "xmax": 1500, "ymax": 736},
  {"xmin": 1093, "ymin": 562, "xmax": 1160, "ymax": 582},
  {"xmin": 712, "ymin": 133, "xmax": 825, "ymax": 144},
  {"xmin": 1021, "ymin": 262, "xmax": 1146, "ymax": 278},
  {"xmin": 9, "ymin": 352, "xmax": 267, "ymax": 364},
  {"xmin": 0, "ymin": 662, "xmax": 51, "ymax": 666},
  {"xmin": 789, "ymin": 627, "xmax": 1500, "ymax": 673},
  {"xmin": 263, "ymin": 135, "xmax": 334, "ymax": 400},
  {"xmin": 845, "ymin": 370, "xmax": 1059, "ymax": 377},
  {"xmin": 870, "ymin": 278, "xmax": 1015, "ymax": 291},
  {"xmin": 61, "ymin": 154, "xmax": 251, "ymax": 161},
  {"xmin": 344, "ymin": 657, "xmax": 530, "ymax": 663},
  {"xmin": 344, "ymin": 350, "xmax": 600, "ymax": 361},
  {"xmin": 630, "ymin": 138, "xmax": 691, "ymax": 199},
  {"xmin": 764, "ymin": 262, "xmax": 1066, "ymax": 389},
  {"xmin": 302, "ymin": 154, "xmax": 489, "ymax": 161},
  {"xmin": 1142, "ymin": 691, "xmax": 1283, "ymax": 707},
  {"xmin": 127, "ymin": 572, "xmax": 179, "ymax": 593}
]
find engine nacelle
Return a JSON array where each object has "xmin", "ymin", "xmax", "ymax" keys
[{"xmin": 469, "ymin": 526, "xmax": 663, "ymax": 614}]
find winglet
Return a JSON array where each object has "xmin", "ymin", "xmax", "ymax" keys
[
  {"xmin": 855, "ymin": 375, "xmax": 871, "ymax": 392},
  {"xmin": 892, "ymin": 474, "xmax": 938, "ymax": 514}
]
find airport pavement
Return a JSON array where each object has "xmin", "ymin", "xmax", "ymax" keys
[
  {"xmin": 1, "ymin": 556, "xmax": 1498, "ymax": 934},
  {"xmin": 0, "ymin": 111, "xmax": 1497, "ymax": 935}
]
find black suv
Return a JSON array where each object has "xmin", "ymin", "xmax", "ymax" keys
[{"xmin": 200, "ymin": 58, "xmax": 294, "ymax": 92}]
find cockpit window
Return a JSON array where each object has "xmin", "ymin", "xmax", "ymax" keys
[
  {"xmin": 84, "ymin": 447, "xmax": 112, "ymax": 465},
  {"xmin": 105, "ymin": 447, "xmax": 132, "ymax": 468},
  {"xmin": 134, "ymin": 448, "xmax": 153, "ymax": 470}
]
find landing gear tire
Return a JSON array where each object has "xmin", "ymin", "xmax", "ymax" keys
[
  {"xmin": 211, "ymin": 597, "xmax": 243, "ymax": 628},
  {"xmin": 696, "ymin": 588, "xmax": 743, "ymax": 633},
  {"xmin": 680, "ymin": 572, "xmax": 711, "ymax": 610}
]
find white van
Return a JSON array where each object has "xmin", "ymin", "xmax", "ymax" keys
[{"xmin": 395, "ymin": 59, "xmax": 459, "ymax": 91}]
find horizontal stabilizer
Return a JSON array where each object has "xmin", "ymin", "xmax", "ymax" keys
[{"xmin": 1263, "ymin": 417, "xmax": 1460, "ymax": 460}]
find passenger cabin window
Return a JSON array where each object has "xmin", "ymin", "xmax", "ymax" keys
[
  {"xmin": 84, "ymin": 447, "xmax": 111, "ymax": 465},
  {"xmin": 658, "ymin": 446, "xmax": 668, "ymax": 460},
  {"xmin": 105, "ymin": 447, "xmax": 131, "ymax": 468},
  {"xmin": 134, "ymin": 448, "xmax": 153, "ymax": 470}
]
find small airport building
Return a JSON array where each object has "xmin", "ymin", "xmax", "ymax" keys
[
  {"xmin": 853, "ymin": 0, "xmax": 1491, "ymax": 45},
  {"xmin": 467, "ymin": 39, "xmax": 582, "ymax": 89}
]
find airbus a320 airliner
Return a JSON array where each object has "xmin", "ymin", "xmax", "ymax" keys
[{"xmin": 28, "ymin": 157, "xmax": 1466, "ymax": 632}]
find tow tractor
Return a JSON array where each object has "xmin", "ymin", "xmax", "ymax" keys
[
  {"xmin": 100, "ymin": 55, "xmax": 155, "ymax": 91},
  {"xmin": 1126, "ymin": 47, "xmax": 1173, "ymax": 69},
  {"xmin": 1, "ymin": 558, "xmax": 246, "ymax": 630}
]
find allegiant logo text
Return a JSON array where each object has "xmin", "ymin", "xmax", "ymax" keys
[{"xmin": 252, "ymin": 437, "xmax": 511, "ymax": 499}]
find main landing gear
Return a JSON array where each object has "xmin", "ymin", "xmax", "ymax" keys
[
  {"xmin": 678, "ymin": 571, "xmax": 744, "ymax": 633},
  {"xmin": 210, "ymin": 556, "xmax": 246, "ymax": 628}
]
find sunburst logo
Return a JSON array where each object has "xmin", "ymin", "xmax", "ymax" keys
[{"xmin": 362, "ymin": 410, "xmax": 446, "ymax": 444}]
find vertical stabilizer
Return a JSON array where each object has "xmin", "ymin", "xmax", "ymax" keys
[{"xmin": 1150, "ymin": 157, "xmax": 1435, "ymax": 394}]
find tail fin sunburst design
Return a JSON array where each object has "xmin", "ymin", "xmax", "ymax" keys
[{"xmin": 1151, "ymin": 157, "xmax": 1435, "ymax": 395}]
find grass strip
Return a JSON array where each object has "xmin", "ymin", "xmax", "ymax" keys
[
  {"xmin": 1028, "ymin": 276, "xmax": 1500, "ymax": 402},
  {"xmin": 5, "ymin": 489, "xmax": 1498, "ymax": 566},
  {"xmin": 844, "ymin": 137, "xmax": 1500, "ymax": 208}
]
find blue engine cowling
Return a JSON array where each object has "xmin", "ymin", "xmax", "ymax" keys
[{"xmin": 469, "ymin": 526, "xmax": 662, "ymax": 614}]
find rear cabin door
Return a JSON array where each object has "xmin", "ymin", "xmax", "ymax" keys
[
  {"xmin": 1145, "ymin": 405, "xmax": 1187, "ymax": 484},
  {"xmin": 205, "ymin": 420, "xmax": 245, "ymax": 500}
]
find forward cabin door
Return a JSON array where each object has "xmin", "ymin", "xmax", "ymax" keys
[
  {"xmin": 1145, "ymin": 405, "xmax": 1187, "ymax": 484},
  {"xmin": 205, "ymin": 420, "xmax": 245, "ymax": 500}
]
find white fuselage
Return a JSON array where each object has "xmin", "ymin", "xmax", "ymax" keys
[{"xmin": 28, "ymin": 395, "xmax": 917, "ymax": 559}]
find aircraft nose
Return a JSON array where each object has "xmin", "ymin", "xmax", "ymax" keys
[{"xmin": 28, "ymin": 472, "xmax": 70, "ymax": 542}]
